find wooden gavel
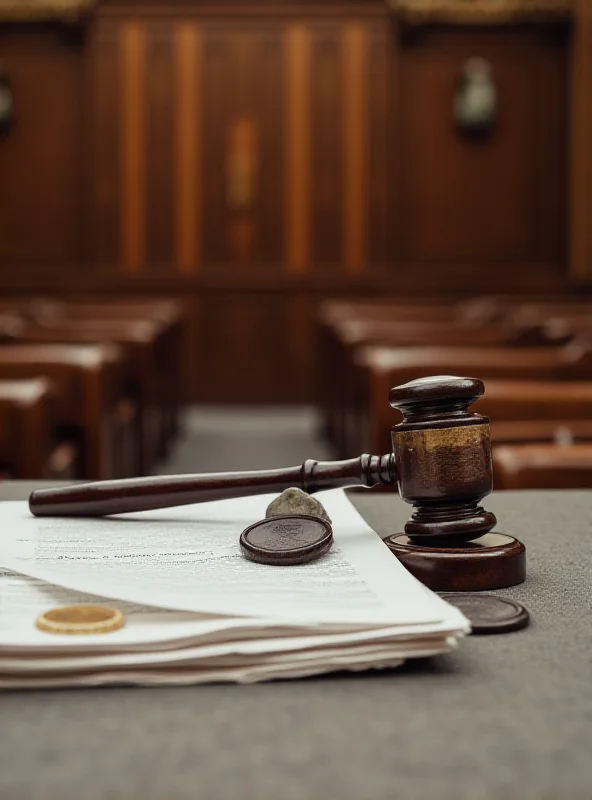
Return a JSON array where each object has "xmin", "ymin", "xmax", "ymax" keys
[{"xmin": 28, "ymin": 376, "xmax": 497, "ymax": 544}]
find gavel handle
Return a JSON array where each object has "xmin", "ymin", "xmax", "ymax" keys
[{"xmin": 28, "ymin": 453, "xmax": 396, "ymax": 517}]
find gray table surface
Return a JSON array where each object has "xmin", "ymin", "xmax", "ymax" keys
[{"xmin": 0, "ymin": 482, "xmax": 590, "ymax": 800}]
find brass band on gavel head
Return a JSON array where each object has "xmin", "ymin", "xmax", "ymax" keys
[
  {"xmin": 392, "ymin": 422, "xmax": 493, "ymax": 507},
  {"xmin": 389, "ymin": 376, "xmax": 496, "ymax": 542}
]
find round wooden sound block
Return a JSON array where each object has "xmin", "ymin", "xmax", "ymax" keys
[{"xmin": 383, "ymin": 532, "xmax": 526, "ymax": 592}]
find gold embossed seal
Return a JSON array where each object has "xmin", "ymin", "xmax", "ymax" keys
[{"xmin": 35, "ymin": 605, "xmax": 125, "ymax": 635}]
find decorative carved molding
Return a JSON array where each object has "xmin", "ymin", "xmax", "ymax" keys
[
  {"xmin": 389, "ymin": 0, "xmax": 574, "ymax": 25},
  {"xmin": 0, "ymin": 0, "xmax": 94, "ymax": 22}
]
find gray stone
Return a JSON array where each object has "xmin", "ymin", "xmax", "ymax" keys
[{"xmin": 265, "ymin": 487, "xmax": 332, "ymax": 524}]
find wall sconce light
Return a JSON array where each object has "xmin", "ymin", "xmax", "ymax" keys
[
  {"xmin": 453, "ymin": 57, "xmax": 497, "ymax": 138},
  {"xmin": 0, "ymin": 69, "xmax": 13, "ymax": 135}
]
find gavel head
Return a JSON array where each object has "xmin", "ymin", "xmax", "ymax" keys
[{"xmin": 389, "ymin": 376, "xmax": 497, "ymax": 544}]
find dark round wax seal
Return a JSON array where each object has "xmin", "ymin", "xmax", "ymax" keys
[
  {"xmin": 439, "ymin": 593, "xmax": 530, "ymax": 634},
  {"xmin": 240, "ymin": 514, "xmax": 333, "ymax": 566}
]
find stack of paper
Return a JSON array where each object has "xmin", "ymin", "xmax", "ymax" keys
[{"xmin": 0, "ymin": 490, "xmax": 469, "ymax": 688}]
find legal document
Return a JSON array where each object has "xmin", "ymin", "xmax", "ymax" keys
[{"xmin": 0, "ymin": 490, "xmax": 468, "ymax": 687}]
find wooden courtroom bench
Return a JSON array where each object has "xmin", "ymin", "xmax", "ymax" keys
[
  {"xmin": 474, "ymin": 379, "xmax": 592, "ymax": 420},
  {"xmin": 0, "ymin": 312, "xmax": 25, "ymax": 342},
  {"xmin": 476, "ymin": 379, "xmax": 592, "ymax": 446},
  {"xmin": 541, "ymin": 315, "xmax": 592, "ymax": 348},
  {"xmin": 322, "ymin": 316, "xmax": 566, "ymax": 452},
  {"xmin": 491, "ymin": 419, "xmax": 592, "ymax": 445},
  {"xmin": 10, "ymin": 319, "xmax": 165, "ymax": 474},
  {"xmin": 507, "ymin": 301, "xmax": 592, "ymax": 329},
  {"xmin": 493, "ymin": 443, "xmax": 592, "ymax": 489},
  {"xmin": 314, "ymin": 294, "xmax": 586, "ymax": 336},
  {"xmin": 455, "ymin": 294, "xmax": 592, "ymax": 325},
  {"xmin": 0, "ymin": 297, "xmax": 186, "ymax": 454},
  {"xmin": 0, "ymin": 378, "xmax": 79, "ymax": 479},
  {"xmin": 345, "ymin": 343, "xmax": 592, "ymax": 458},
  {"xmin": 0, "ymin": 344, "xmax": 136, "ymax": 480},
  {"xmin": 28, "ymin": 297, "xmax": 186, "ymax": 449},
  {"xmin": 315, "ymin": 298, "xmax": 571, "ymax": 446},
  {"xmin": 315, "ymin": 299, "xmax": 462, "ymax": 438}
]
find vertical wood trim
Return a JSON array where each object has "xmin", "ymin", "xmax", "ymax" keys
[
  {"xmin": 175, "ymin": 24, "xmax": 202, "ymax": 274},
  {"xmin": 120, "ymin": 24, "xmax": 146, "ymax": 274},
  {"xmin": 570, "ymin": 0, "xmax": 592, "ymax": 282},
  {"xmin": 284, "ymin": 25, "xmax": 311, "ymax": 273},
  {"xmin": 342, "ymin": 23, "xmax": 367, "ymax": 274}
]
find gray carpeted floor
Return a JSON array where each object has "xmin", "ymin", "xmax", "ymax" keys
[
  {"xmin": 2, "ymin": 410, "xmax": 591, "ymax": 798},
  {"xmin": 0, "ymin": 486, "xmax": 591, "ymax": 799},
  {"xmin": 154, "ymin": 406, "xmax": 332, "ymax": 475}
]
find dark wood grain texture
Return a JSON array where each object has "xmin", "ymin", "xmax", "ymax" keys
[
  {"xmin": 385, "ymin": 533, "xmax": 526, "ymax": 591},
  {"xmin": 389, "ymin": 376, "xmax": 497, "ymax": 542},
  {"xmin": 0, "ymin": 26, "xmax": 84, "ymax": 266},
  {"xmin": 28, "ymin": 452, "xmax": 396, "ymax": 516},
  {"xmin": 0, "ymin": 3, "xmax": 580, "ymax": 404},
  {"xmin": 0, "ymin": 378, "xmax": 76, "ymax": 479},
  {"xmin": 398, "ymin": 27, "xmax": 566, "ymax": 266},
  {"xmin": 569, "ymin": 0, "xmax": 592, "ymax": 283}
]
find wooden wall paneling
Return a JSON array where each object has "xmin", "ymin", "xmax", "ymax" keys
[
  {"xmin": 0, "ymin": 4, "xmax": 576, "ymax": 404},
  {"xmin": 253, "ymin": 23, "xmax": 284, "ymax": 267},
  {"xmin": 285, "ymin": 292, "xmax": 318, "ymax": 403},
  {"xmin": 79, "ymin": 17, "xmax": 95, "ymax": 266},
  {"xmin": 195, "ymin": 291, "xmax": 291, "ymax": 404},
  {"xmin": 144, "ymin": 19, "xmax": 175, "ymax": 270},
  {"xmin": 120, "ymin": 20, "xmax": 146, "ymax": 273},
  {"xmin": 182, "ymin": 293, "xmax": 200, "ymax": 401},
  {"xmin": 201, "ymin": 25, "xmax": 234, "ymax": 264},
  {"xmin": 534, "ymin": 30, "xmax": 567, "ymax": 266},
  {"xmin": 311, "ymin": 22, "xmax": 343, "ymax": 269},
  {"xmin": 367, "ymin": 20, "xmax": 394, "ymax": 268},
  {"xmin": 342, "ymin": 20, "xmax": 368, "ymax": 274},
  {"xmin": 226, "ymin": 29, "xmax": 257, "ymax": 264},
  {"xmin": 185, "ymin": 21, "xmax": 286, "ymax": 270},
  {"xmin": 226, "ymin": 115, "xmax": 258, "ymax": 263},
  {"xmin": 284, "ymin": 22, "xmax": 312, "ymax": 274},
  {"xmin": 174, "ymin": 22, "xmax": 202, "ymax": 274},
  {"xmin": 90, "ymin": 19, "xmax": 121, "ymax": 265},
  {"xmin": 570, "ymin": 0, "xmax": 592, "ymax": 283},
  {"xmin": 0, "ymin": 27, "xmax": 84, "ymax": 266},
  {"xmin": 398, "ymin": 29, "xmax": 567, "ymax": 268}
]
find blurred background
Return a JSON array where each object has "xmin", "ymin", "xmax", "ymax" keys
[{"xmin": 1, "ymin": 0, "xmax": 592, "ymax": 489}]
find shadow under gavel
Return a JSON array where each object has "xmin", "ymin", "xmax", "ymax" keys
[{"xmin": 28, "ymin": 376, "xmax": 497, "ymax": 545}]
